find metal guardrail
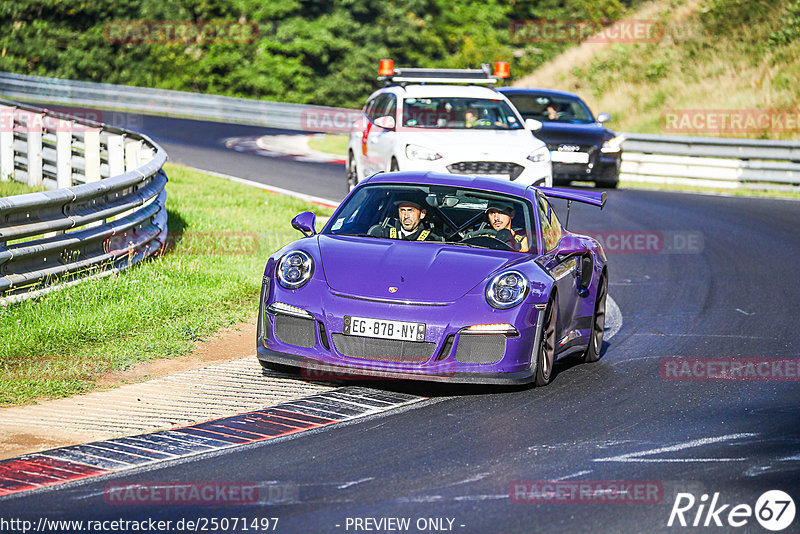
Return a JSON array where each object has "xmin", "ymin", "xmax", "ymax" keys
[
  {"xmin": 0, "ymin": 97, "xmax": 168, "ymax": 303},
  {"xmin": 621, "ymin": 133, "xmax": 800, "ymax": 191},
  {"xmin": 0, "ymin": 70, "xmax": 355, "ymax": 131},
  {"xmin": 2, "ymin": 70, "xmax": 798, "ymax": 191}
]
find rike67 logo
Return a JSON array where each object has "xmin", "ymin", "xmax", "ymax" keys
[{"xmin": 668, "ymin": 490, "xmax": 795, "ymax": 531}]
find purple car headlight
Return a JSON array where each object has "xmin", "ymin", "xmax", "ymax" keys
[
  {"xmin": 277, "ymin": 250, "xmax": 314, "ymax": 289},
  {"xmin": 486, "ymin": 270, "xmax": 529, "ymax": 309}
]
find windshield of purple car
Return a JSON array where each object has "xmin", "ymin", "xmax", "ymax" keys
[
  {"xmin": 323, "ymin": 185, "xmax": 536, "ymax": 253},
  {"xmin": 402, "ymin": 98, "xmax": 522, "ymax": 130},
  {"xmin": 504, "ymin": 93, "xmax": 594, "ymax": 124}
]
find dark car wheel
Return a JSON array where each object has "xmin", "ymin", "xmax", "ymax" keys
[
  {"xmin": 346, "ymin": 152, "xmax": 358, "ymax": 191},
  {"xmin": 535, "ymin": 298, "xmax": 557, "ymax": 386},
  {"xmin": 595, "ymin": 167, "xmax": 619, "ymax": 189},
  {"xmin": 582, "ymin": 273, "xmax": 608, "ymax": 363}
]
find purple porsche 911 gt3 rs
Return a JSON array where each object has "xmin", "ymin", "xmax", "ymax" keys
[{"xmin": 257, "ymin": 171, "xmax": 607, "ymax": 385}]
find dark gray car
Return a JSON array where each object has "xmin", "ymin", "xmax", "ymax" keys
[{"xmin": 499, "ymin": 87, "xmax": 623, "ymax": 188}]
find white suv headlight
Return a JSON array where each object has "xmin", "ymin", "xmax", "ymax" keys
[
  {"xmin": 527, "ymin": 146, "xmax": 550, "ymax": 163},
  {"xmin": 486, "ymin": 270, "xmax": 529, "ymax": 309},
  {"xmin": 277, "ymin": 250, "xmax": 314, "ymax": 289},
  {"xmin": 406, "ymin": 144, "xmax": 443, "ymax": 161},
  {"xmin": 601, "ymin": 135, "xmax": 625, "ymax": 153}
]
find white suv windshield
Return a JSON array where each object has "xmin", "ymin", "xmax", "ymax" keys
[{"xmin": 402, "ymin": 97, "xmax": 523, "ymax": 130}]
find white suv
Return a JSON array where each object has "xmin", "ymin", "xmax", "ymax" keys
[{"xmin": 346, "ymin": 64, "xmax": 552, "ymax": 190}]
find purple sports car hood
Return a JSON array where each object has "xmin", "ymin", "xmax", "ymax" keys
[{"xmin": 317, "ymin": 235, "xmax": 515, "ymax": 303}]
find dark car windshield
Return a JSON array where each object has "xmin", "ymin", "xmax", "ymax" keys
[
  {"xmin": 505, "ymin": 93, "xmax": 595, "ymax": 124},
  {"xmin": 323, "ymin": 184, "xmax": 536, "ymax": 254},
  {"xmin": 402, "ymin": 97, "xmax": 523, "ymax": 130}
]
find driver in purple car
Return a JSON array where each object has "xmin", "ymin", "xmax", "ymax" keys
[{"xmin": 368, "ymin": 191, "xmax": 442, "ymax": 241}]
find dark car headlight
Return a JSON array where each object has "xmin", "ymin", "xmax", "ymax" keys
[
  {"xmin": 486, "ymin": 270, "xmax": 529, "ymax": 309},
  {"xmin": 276, "ymin": 250, "xmax": 314, "ymax": 289}
]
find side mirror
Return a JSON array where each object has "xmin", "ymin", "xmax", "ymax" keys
[
  {"xmin": 596, "ymin": 112, "xmax": 611, "ymax": 124},
  {"xmin": 292, "ymin": 211, "xmax": 317, "ymax": 237},
  {"xmin": 525, "ymin": 118, "xmax": 543, "ymax": 131},
  {"xmin": 374, "ymin": 115, "xmax": 396, "ymax": 130},
  {"xmin": 556, "ymin": 235, "xmax": 589, "ymax": 261}
]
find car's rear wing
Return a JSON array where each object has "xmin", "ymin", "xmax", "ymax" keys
[{"xmin": 535, "ymin": 187, "xmax": 607, "ymax": 209}]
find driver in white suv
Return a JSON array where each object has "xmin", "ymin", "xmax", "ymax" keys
[{"xmin": 346, "ymin": 62, "xmax": 552, "ymax": 191}]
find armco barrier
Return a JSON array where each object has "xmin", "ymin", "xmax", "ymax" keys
[
  {"xmin": 621, "ymin": 133, "xmax": 800, "ymax": 191},
  {"xmin": 0, "ymin": 98, "xmax": 168, "ymax": 303},
  {"xmin": 2, "ymin": 71, "xmax": 798, "ymax": 191}
]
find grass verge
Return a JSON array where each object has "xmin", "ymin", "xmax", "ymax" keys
[
  {"xmin": 0, "ymin": 163, "xmax": 334, "ymax": 406},
  {"xmin": 0, "ymin": 180, "xmax": 45, "ymax": 197},
  {"xmin": 308, "ymin": 133, "xmax": 348, "ymax": 157}
]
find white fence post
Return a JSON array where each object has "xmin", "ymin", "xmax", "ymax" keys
[
  {"xmin": 0, "ymin": 106, "xmax": 14, "ymax": 181},
  {"xmin": 56, "ymin": 126, "xmax": 73, "ymax": 188},
  {"xmin": 27, "ymin": 112, "xmax": 43, "ymax": 187},
  {"xmin": 83, "ymin": 129, "xmax": 100, "ymax": 182},
  {"xmin": 107, "ymin": 134, "xmax": 125, "ymax": 176},
  {"xmin": 137, "ymin": 147, "xmax": 154, "ymax": 166},
  {"xmin": 125, "ymin": 139, "xmax": 142, "ymax": 171}
]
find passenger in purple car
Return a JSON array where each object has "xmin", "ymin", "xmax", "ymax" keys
[
  {"xmin": 466, "ymin": 200, "xmax": 529, "ymax": 252},
  {"xmin": 368, "ymin": 191, "xmax": 442, "ymax": 241}
]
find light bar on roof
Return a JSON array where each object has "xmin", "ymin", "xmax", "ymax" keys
[{"xmin": 378, "ymin": 63, "xmax": 500, "ymax": 85}]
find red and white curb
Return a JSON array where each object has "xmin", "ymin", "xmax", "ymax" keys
[
  {"xmin": 0, "ymin": 388, "xmax": 425, "ymax": 498},
  {"xmin": 225, "ymin": 134, "xmax": 346, "ymax": 166}
]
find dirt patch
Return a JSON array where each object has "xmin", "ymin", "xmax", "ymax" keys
[{"xmin": 95, "ymin": 318, "xmax": 257, "ymax": 389}]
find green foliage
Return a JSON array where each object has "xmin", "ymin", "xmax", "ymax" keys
[{"xmin": 0, "ymin": 0, "xmax": 649, "ymax": 108}]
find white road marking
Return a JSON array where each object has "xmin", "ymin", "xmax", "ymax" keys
[
  {"xmin": 186, "ymin": 166, "xmax": 340, "ymax": 208},
  {"xmin": 338, "ymin": 477, "xmax": 374, "ymax": 489},
  {"xmin": 453, "ymin": 494, "xmax": 509, "ymax": 501},
  {"xmin": 554, "ymin": 470, "xmax": 592, "ymax": 481},
  {"xmin": 594, "ymin": 433, "xmax": 758, "ymax": 463},
  {"xmin": 632, "ymin": 333, "xmax": 769, "ymax": 339},
  {"xmin": 736, "ymin": 308, "xmax": 755, "ymax": 316},
  {"xmin": 605, "ymin": 296, "xmax": 622, "ymax": 340}
]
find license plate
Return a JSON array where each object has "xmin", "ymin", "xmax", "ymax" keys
[
  {"xmin": 551, "ymin": 151, "xmax": 589, "ymax": 164},
  {"xmin": 343, "ymin": 316, "xmax": 426, "ymax": 342}
]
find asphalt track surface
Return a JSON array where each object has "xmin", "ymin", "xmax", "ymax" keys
[{"xmin": 4, "ymin": 113, "xmax": 800, "ymax": 533}]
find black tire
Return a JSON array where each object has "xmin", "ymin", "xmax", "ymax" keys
[
  {"xmin": 390, "ymin": 158, "xmax": 399, "ymax": 172},
  {"xmin": 534, "ymin": 298, "xmax": 557, "ymax": 386},
  {"xmin": 595, "ymin": 167, "xmax": 619, "ymax": 189},
  {"xmin": 259, "ymin": 360, "xmax": 299, "ymax": 375},
  {"xmin": 582, "ymin": 273, "xmax": 608, "ymax": 363},
  {"xmin": 346, "ymin": 151, "xmax": 358, "ymax": 191}
]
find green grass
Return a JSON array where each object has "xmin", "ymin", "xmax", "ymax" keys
[
  {"xmin": 520, "ymin": 0, "xmax": 800, "ymax": 141},
  {"xmin": 308, "ymin": 134, "xmax": 348, "ymax": 157},
  {"xmin": 0, "ymin": 163, "xmax": 333, "ymax": 406},
  {"xmin": 0, "ymin": 180, "xmax": 45, "ymax": 197}
]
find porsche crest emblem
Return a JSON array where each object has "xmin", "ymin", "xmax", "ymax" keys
[{"xmin": 388, "ymin": 287, "xmax": 398, "ymax": 293}]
